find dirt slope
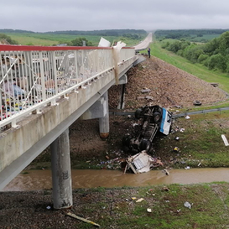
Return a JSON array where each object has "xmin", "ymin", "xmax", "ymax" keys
[
  {"xmin": 109, "ymin": 56, "xmax": 227, "ymax": 110},
  {"xmin": 69, "ymin": 56, "xmax": 228, "ymax": 158}
]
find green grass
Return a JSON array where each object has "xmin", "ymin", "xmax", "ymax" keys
[
  {"xmin": 149, "ymin": 39, "xmax": 229, "ymax": 94},
  {"xmin": 69, "ymin": 183, "xmax": 229, "ymax": 228},
  {"xmin": 5, "ymin": 32, "xmax": 143, "ymax": 47},
  {"xmin": 155, "ymin": 110, "xmax": 229, "ymax": 168}
]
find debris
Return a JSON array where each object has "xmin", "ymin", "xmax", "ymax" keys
[
  {"xmin": 46, "ymin": 206, "xmax": 51, "ymax": 210},
  {"xmin": 163, "ymin": 169, "xmax": 170, "ymax": 175},
  {"xmin": 174, "ymin": 147, "xmax": 179, "ymax": 152},
  {"xmin": 126, "ymin": 151, "xmax": 162, "ymax": 174},
  {"xmin": 175, "ymin": 136, "xmax": 180, "ymax": 141},
  {"xmin": 193, "ymin": 100, "xmax": 202, "ymax": 106},
  {"xmin": 131, "ymin": 197, "xmax": 137, "ymax": 200},
  {"xmin": 221, "ymin": 134, "xmax": 229, "ymax": 146},
  {"xmin": 198, "ymin": 162, "xmax": 201, "ymax": 167},
  {"xmin": 210, "ymin": 83, "xmax": 218, "ymax": 87},
  {"xmin": 147, "ymin": 208, "xmax": 152, "ymax": 213},
  {"xmin": 185, "ymin": 166, "xmax": 191, "ymax": 170},
  {"xmin": 162, "ymin": 186, "xmax": 169, "ymax": 192},
  {"xmin": 141, "ymin": 88, "xmax": 151, "ymax": 94},
  {"xmin": 185, "ymin": 115, "xmax": 190, "ymax": 119},
  {"xmin": 180, "ymin": 128, "xmax": 185, "ymax": 132},
  {"xmin": 136, "ymin": 198, "xmax": 144, "ymax": 203},
  {"xmin": 66, "ymin": 212, "xmax": 100, "ymax": 228},
  {"xmin": 184, "ymin": 201, "xmax": 192, "ymax": 209},
  {"xmin": 145, "ymin": 96, "xmax": 154, "ymax": 101}
]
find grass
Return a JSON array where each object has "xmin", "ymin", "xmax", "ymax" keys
[
  {"xmin": 148, "ymin": 39, "xmax": 229, "ymax": 94},
  {"xmin": 68, "ymin": 183, "xmax": 229, "ymax": 228},
  {"xmin": 5, "ymin": 32, "xmax": 143, "ymax": 46},
  {"xmin": 154, "ymin": 110, "xmax": 229, "ymax": 168}
]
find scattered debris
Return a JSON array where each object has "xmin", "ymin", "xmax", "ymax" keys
[
  {"xmin": 193, "ymin": 100, "xmax": 202, "ymax": 106},
  {"xmin": 174, "ymin": 147, "xmax": 179, "ymax": 152},
  {"xmin": 66, "ymin": 212, "xmax": 100, "ymax": 228},
  {"xmin": 184, "ymin": 201, "xmax": 192, "ymax": 209},
  {"xmin": 185, "ymin": 115, "xmax": 190, "ymax": 119},
  {"xmin": 46, "ymin": 206, "xmax": 51, "ymax": 210},
  {"xmin": 147, "ymin": 208, "xmax": 152, "ymax": 213},
  {"xmin": 180, "ymin": 128, "xmax": 185, "ymax": 132},
  {"xmin": 131, "ymin": 197, "xmax": 137, "ymax": 200},
  {"xmin": 141, "ymin": 88, "xmax": 151, "ymax": 94},
  {"xmin": 185, "ymin": 166, "xmax": 191, "ymax": 170},
  {"xmin": 175, "ymin": 136, "xmax": 180, "ymax": 141},
  {"xmin": 162, "ymin": 186, "xmax": 169, "ymax": 192},
  {"xmin": 210, "ymin": 83, "xmax": 218, "ymax": 87},
  {"xmin": 125, "ymin": 151, "xmax": 163, "ymax": 174},
  {"xmin": 163, "ymin": 169, "xmax": 170, "ymax": 176},
  {"xmin": 136, "ymin": 198, "xmax": 144, "ymax": 203},
  {"xmin": 221, "ymin": 134, "xmax": 229, "ymax": 146}
]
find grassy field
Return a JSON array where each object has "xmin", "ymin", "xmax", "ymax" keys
[
  {"xmin": 148, "ymin": 39, "xmax": 229, "ymax": 94},
  {"xmin": 5, "ymin": 32, "xmax": 143, "ymax": 46}
]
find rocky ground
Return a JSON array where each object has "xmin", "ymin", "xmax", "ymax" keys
[{"xmin": 1, "ymin": 56, "xmax": 228, "ymax": 229}]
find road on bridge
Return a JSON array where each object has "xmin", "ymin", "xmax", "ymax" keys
[{"xmin": 134, "ymin": 32, "xmax": 153, "ymax": 51}]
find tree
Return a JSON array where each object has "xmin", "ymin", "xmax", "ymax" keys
[{"xmin": 67, "ymin": 37, "xmax": 92, "ymax": 46}]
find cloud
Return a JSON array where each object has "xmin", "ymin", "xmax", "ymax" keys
[{"xmin": 0, "ymin": 0, "xmax": 229, "ymax": 32}]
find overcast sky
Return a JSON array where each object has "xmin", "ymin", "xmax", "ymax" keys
[{"xmin": 1, "ymin": 0, "xmax": 229, "ymax": 32}]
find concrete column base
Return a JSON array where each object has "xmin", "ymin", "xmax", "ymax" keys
[{"xmin": 51, "ymin": 128, "xmax": 73, "ymax": 209}]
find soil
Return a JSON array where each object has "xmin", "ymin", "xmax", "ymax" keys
[
  {"xmin": 67, "ymin": 56, "xmax": 228, "ymax": 165},
  {"xmin": 1, "ymin": 56, "xmax": 229, "ymax": 229}
]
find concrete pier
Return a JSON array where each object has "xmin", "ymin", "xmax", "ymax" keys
[{"xmin": 51, "ymin": 128, "xmax": 73, "ymax": 209}]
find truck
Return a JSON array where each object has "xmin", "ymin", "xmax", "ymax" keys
[{"xmin": 123, "ymin": 105, "xmax": 172, "ymax": 154}]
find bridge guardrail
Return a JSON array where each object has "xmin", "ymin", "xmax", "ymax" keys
[{"xmin": 0, "ymin": 45, "xmax": 135, "ymax": 129}]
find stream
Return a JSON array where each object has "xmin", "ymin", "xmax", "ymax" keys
[{"xmin": 3, "ymin": 167, "xmax": 229, "ymax": 191}]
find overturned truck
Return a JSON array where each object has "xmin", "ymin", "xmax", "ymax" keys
[{"xmin": 123, "ymin": 105, "xmax": 172, "ymax": 173}]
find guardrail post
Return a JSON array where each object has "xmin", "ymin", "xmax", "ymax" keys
[{"xmin": 51, "ymin": 128, "xmax": 73, "ymax": 209}]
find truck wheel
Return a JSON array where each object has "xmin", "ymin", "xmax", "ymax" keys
[
  {"xmin": 153, "ymin": 112, "xmax": 161, "ymax": 123},
  {"xmin": 135, "ymin": 108, "xmax": 142, "ymax": 119},
  {"xmin": 140, "ymin": 139, "xmax": 151, "ymax": 151}
]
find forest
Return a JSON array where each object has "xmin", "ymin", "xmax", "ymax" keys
[{"xmin": 156, "ymin": 30, "xmax": 229, "ymax": 73}]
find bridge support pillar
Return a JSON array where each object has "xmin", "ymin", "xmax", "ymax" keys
[
  {"xmin": 99, "ymin": 91, "xmax": 109, "ymax": 139},
  {"xmin": 51, "ymin": 128, "xmax": 72, "ymax": 209}
]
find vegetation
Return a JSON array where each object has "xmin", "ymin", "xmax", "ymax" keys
[
  {"xmin": 0, "ymin": 33, "xmax": 18, "ymax": 44},
  {"xmin": 154, "ymin": 30, "xmax": 229, "ymax": 74},
  {"xmin": 155, "ymin": 29, "xmax": 227, "ymax": 43},
  {"xmin": 0, "ymin": 29, "xmax": 146, "ymax": 46}
]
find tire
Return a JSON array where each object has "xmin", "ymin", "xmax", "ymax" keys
[
  {"xmin": 135, "ymin": 108, "xmax": 142, "ymax": 119},
  {"xmin": 153, "ymin": 111, "xmax": 161, "ymax": 123},
  {"xmin": 140, "ymin": 139, "xmax": 151, "ymax": 151}
]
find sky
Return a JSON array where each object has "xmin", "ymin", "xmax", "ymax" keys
[{"xmin": 1, "ymin": 0, "xmax": 229, "ymax": 32}]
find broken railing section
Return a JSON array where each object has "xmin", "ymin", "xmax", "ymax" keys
[{"xmin": 0, "ymin": 45, "xmax": 135, "ymax": 130}]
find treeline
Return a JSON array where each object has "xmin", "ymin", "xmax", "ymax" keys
[
  {"xmin": 161, "ymin": 31, "xmax": 229, "ymax": 72},
  {"xmin": 155, "ymin": 29, "xmax": 228, "ymax": 39},
  {"xmin": 0, "ymin": 33, "xmax": 18, "ymax": 44},
  {"xmin": 45, "ymin": 29, "xmax": 147, "ymax": 37}
]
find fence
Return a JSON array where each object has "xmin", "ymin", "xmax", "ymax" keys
[{"xmin": 0, "ymin": 45, "xmax": 135, "ymax": 129}]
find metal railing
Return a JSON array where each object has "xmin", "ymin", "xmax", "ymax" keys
[{"xmin": 0, "ymin": 45, "xmax": 135, "ymax": 129}]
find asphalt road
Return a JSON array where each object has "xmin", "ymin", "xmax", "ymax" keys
[{"xmin": 134, "ymin": 32, "xmax": 153, "ymax": 51}]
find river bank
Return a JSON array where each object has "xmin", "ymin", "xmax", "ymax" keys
[{"xmin": 1, "ymin": 182, "xmax": 229, "ymax": 228}]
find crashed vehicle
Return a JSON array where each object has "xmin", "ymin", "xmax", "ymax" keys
[{"xmin": 123, "ymin": 105, "xmax": 172, "ymax": 154}]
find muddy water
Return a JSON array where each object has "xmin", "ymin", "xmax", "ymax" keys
[{"xmin": 3, "ymin": 168, "xmax": 229, "ymax": 191}]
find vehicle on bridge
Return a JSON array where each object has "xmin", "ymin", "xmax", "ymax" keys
[{"xmin": 123, "ymin": 105, "xmax": 172, "ymax": 154}]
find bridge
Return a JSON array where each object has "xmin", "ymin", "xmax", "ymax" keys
[{"xmin": 0, "ymin": 34, "xmax": 152, "ymax": 208}]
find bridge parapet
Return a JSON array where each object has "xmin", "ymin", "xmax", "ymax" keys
[{"xmin": 0, "ymin": 45, "xmax": 135, "ymax": 130}]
